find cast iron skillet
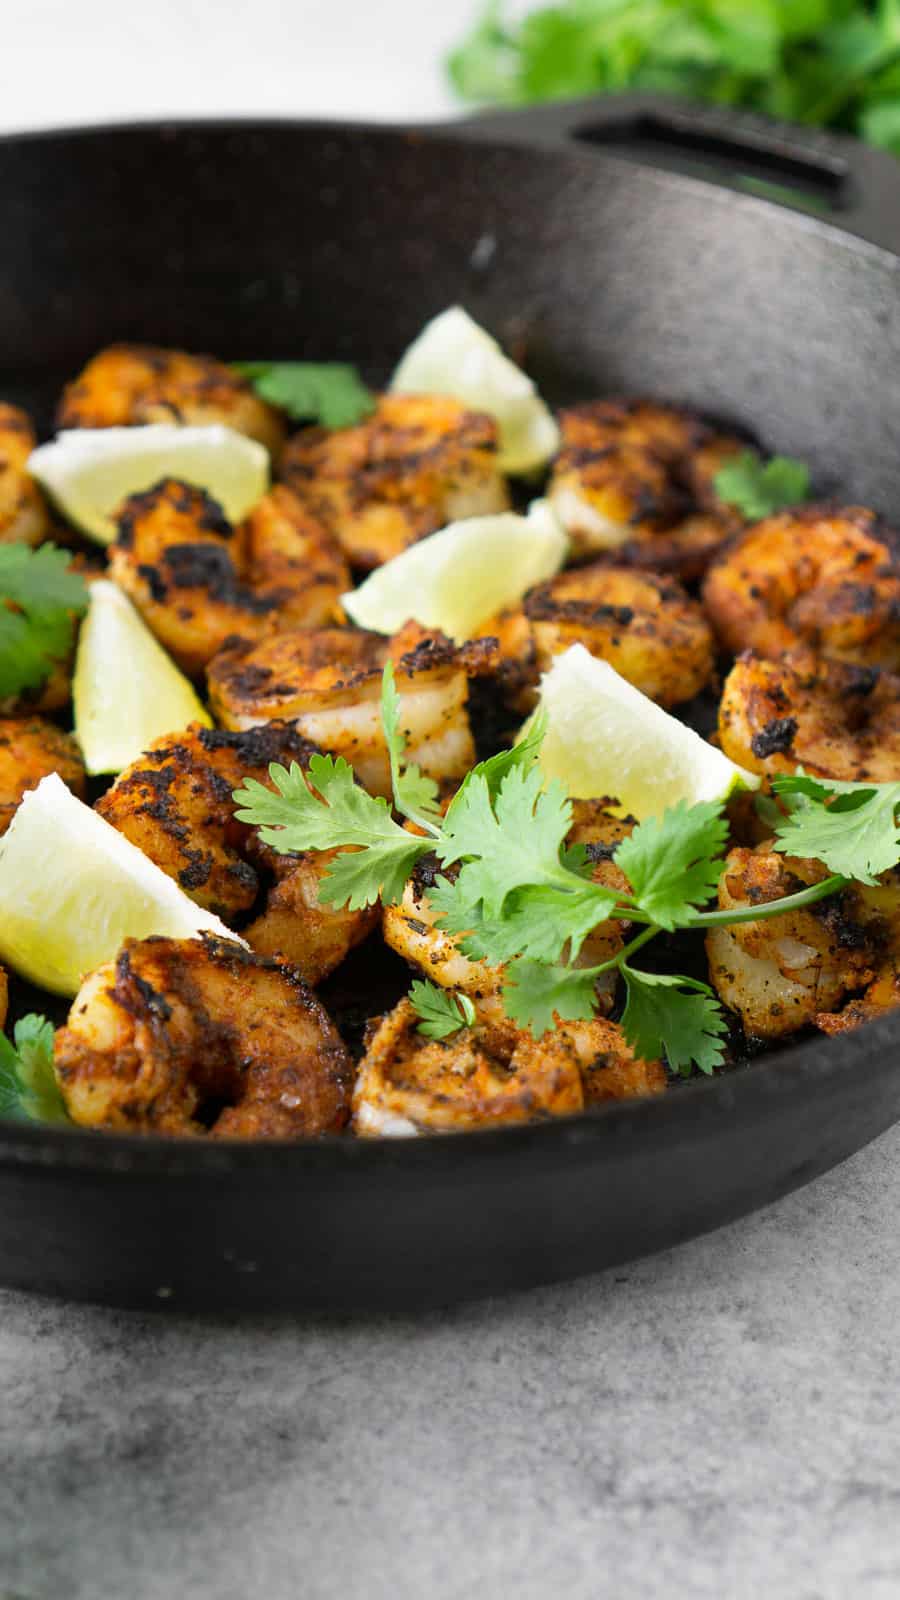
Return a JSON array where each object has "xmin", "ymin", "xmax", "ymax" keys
[{"xmin": 2, "ymin": 95, "xmax": 900, "ymax": 1311}]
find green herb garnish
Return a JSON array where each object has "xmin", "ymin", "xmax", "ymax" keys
[
  {"xmin": 0, "ymin": 544, "xmax": 88, "ymax": 701},
  {"xmin": 233, "ymin": 362, "xmax": 375, "ymax": 429},
  {"xmin": 0, "ymin": 1015, "xmax": 69, "ymax": 1125},
  {"xmin": 409, "ymin": 980, "xmax": 477, "ymax": 1040},
  {"xmin": 234, "ymin": 665, "xmax": 897, "ymax": 1077},
  {"xmin": 448, "ymin": 1, "xmax": 900, "ymax": 161},
  {"xmin": 713, "ymin": 451, "xmax": 811, "ymax": 519}
]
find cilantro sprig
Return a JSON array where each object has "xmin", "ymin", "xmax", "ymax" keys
[
  {"xmin": 0, "ymin": 1015, "xmax": 69, "ymax": 1125},
  {"xmin": 233, "ymin": 666, "xmax": 899, "ymax": 1076},
  {"xmin": 409, "ymin": 981, "xmax": 477, "ymax": 1040},
  {"xmin": 0, "ymin": 544, "xmax": 88, "ymax": 701},
  {"xmin": 713, "ymin": 451, "xmax": 811, "ymax": 520},
  {"xmin": 233, "ymin": 362, "xmax": 375, "ymax": 429},
  {"xmin": 447, "ymin": 2, "xmax": 900, "ymax": 162}
]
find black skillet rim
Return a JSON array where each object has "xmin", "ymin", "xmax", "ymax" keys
[{"xmin": 1, "ymin": 111, "xmax": 899, "ymax": 1178}]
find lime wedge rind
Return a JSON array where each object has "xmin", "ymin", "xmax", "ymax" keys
[
  {"xmin": 530, "ymin": 644, "xmax": 759, "ymax": 818},
  {"xmin": 74, "ymin": 580, "xmax": 211, "ymax": 776},
  {"xmin": 29, "ymin": 424, "xmax": 269, "ymax": 546},
  {"xmin": 390, "ymin": 306, "xmax": 560, "ymax": 475},
  {"xmin": 341, "ymin": 500, "xmax": 568, "ymax": 640},
  {"xmin": 0, "ymin": 773, "xmax": 239, "ymax": 995}
]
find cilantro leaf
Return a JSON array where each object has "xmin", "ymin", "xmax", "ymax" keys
[
  {"xmin": 430, "ymin": 874, "xmax": 618, "ymax": 965},
  {"xmin": 502, "ymin": 958, "xmax": 599, "ymax": 1036},
  {"xmin": 771, "ymin": 774, "xmax": 900, "ymax": 884},
  {"xmin": 409, "ymin": 979, "xmax": 476, "ymax": 1040},
  {"xmin": 713, "ymin": 451, "xmax": 811, "ymax": 519},
  {"xmin": 232, "ymin": 754, "xmax": 430, "ymax": 908},
  {"xmin": 0, "ymin": 543, "xmax": 88, "ymax": 700},
  {"xmin": 233, "ymin": 362, "xmax": 375, "ymax": 429},
  {"xmin": 0, "ymin": 1015, "xmax": 69, "ymax": 1124},
  {"xmin": 620, "ymin": 968, "xmax": 728, "ymax": 1078},
  {"xmin": 439, "ymin": 763, "xmax": 572, "ymax": 917},
  {"xmin": 465, "ymin": 708, "xmax": 548, "ymax": 801},
  {"xmin": 615, "ymin": 800, "xmax": 728, "ymax": 930},
  {"xmin": 380, "ymin": 660, "xmax": 441, "ymax": 827}
]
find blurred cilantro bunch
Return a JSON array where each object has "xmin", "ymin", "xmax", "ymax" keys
[{"xmin": 448, "ymin": 0, "xmax": 900, "ymax": 155}]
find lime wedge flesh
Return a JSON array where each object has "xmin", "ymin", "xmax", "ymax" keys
[
  {"xmin": 29, "ymin": 424, "xmax": 269, "ymax": 545},
  {"xmin": 342, "ymin": 500, "xmax": 568, "ymax": 640},
  {"xmin": 530, "ymin": 644, "xmax": 759, "ymax": 818},
  {"xmin": 390, "ymin": 306, "xmax": 560, "ymax": 475},
  {"xmin": 74, "ymin": 580, "xmax": 211, "ymax": 775},
  {"xmin": 0, "ymin": 774, "xmax": 238, "ymax": 994}
]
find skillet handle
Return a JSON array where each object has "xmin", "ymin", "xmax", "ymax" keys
[{"xmin": 456, "ymin": 92, "xmax": 900, "ymax": 253}]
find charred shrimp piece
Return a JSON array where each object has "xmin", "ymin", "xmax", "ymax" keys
[
  {"xmin": 702, "ymin": 506, "xmax": 900, "ymax": 669},
  {"xmin": 383, "ymin": 797, "xmax": 635, "ymax": 1018},
  {"xmin": 278, "ymin": 393, "xmax": 510, "ymax": 570},
  {"xmin": 352, "ymin": 999, "xmax": 664, "ymax": 1136},
  {"xmin": 54, "ymin": 935, "xmax": 352, "ymax": 1138},
  {"xmin": 705, "ymin": 847, "xmax": 885, "ymax": 1042},
  {"xmin": 57, "ymin": 343, "xmax": 285, "ymax": 456},
  {"xmin": 0, "ymin": 718, "xmax": 85, "ymax": 833},
  {"xmin": 816, "ymin": 966, "xmax": 900, "ymax": 1037},
  {"xmin": 0, "ymin": 404, "xmax": 49, "ymax": 547},
  {"xmin": 547, "ymin": 399, "xmax": 744, "ymax": 578},
  {"xmin": 514, "ymin": 563, "xmax": 715, "ymax": 709},
  {"xmin": 96, "ymin": 722, "xmax": 377, "ymax": 982},
  {"xmin": 208, "ymin": 620, "xmax": 494, "ymax": 799},
  {"xmin": 719, "ymin": 649, "xmax": 900, "ymax": 784},
  {"xmin": 108, "ymin": 478, "xmax": 350, "ymax": 675}
]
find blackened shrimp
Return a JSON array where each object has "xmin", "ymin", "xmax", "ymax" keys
[
  {"xmin": 57, "ymin": 343, "xmax": 285, "ymax": 456},
  {"xmin": 0, "ymin": 404, "xmax": 48, "ymax": 547},
  {"xmin": 108, "ymin": 478, "xmax": 350, "ymax": 674},
  {"xmin": 352, "ymin": 999, "xmax": 664, "ymax": 1136},
  {"xmin": 279, "ymin": 393, "xmax": 510, "ymax": 569},
  {"xmin": 703, "ymin": 506, "xmax": 900, "ymax": 669},
  {"xmin": 706, "ymin": 848, "xmax": 885, "ymax": 1040},
  {"xmin": 54, "ymin": 935, "xmax": 352, "ymax": 1138},
  {"xmin": 513, "ymin": 563, "xmax": 715, "ymax": 709},
  {"xmin": 547, "ymin": 399, "xmax": 744, "ymax": 577},
  {"xmin": 0, "ymin": 718, "xmax": 85, "ymax": 833},
  {"xmin": 96, "ymin": 722, "xmax": 377, "ymax": 983},
  {"xmin": 208, "ymin": 620, "xmax": 494, "ymax": 798},
  {"xmin": 719, "ymin": 649, "xmax": 900, "ymax": 784}
]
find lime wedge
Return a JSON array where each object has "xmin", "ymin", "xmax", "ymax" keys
[
  {"xmin": 28, "ymin": 424, "xmax": 269, "ymax": 545},
  {"xmin": 342, "ymin": 500, "xmax": 568, "ymax": 640},
  {"xmin": 0, "ymin": 773, "xmax": 238, "ymax": 994},
  {"xmin": 390, "ymin": 306, "xmax": 560, "ymax": 475},
  {"xmin": 530, "ymin": 644, "xmax": 759, "ymax": 817},
  {"xmin": 74, "ymin": 580, "xmax": 212, "ymax": 775}
]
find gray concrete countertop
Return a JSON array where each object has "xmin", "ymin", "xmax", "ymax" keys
[{"xmin": 3, "ymin": 1125, "xmax": 900, "ymax": 1600}]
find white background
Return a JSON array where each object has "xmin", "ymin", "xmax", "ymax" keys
[{"xmin": 0, "ymin": 0, "xmax": 499, "ymax": 132}]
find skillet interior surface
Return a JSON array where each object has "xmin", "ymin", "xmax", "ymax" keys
[{"xmin": 2, "ymin": 107, "xmax": 900, "ymax": 1310}]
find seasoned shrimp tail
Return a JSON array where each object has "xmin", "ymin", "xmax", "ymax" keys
[
  {"xmin": 57, "ymin": 343, "xmax": 286, "ymax": 455},
  {"xmin": 279, "ymin": 393, "xmax": 510, "ymax": 569},
  {"xmin": 0, "ymin": 404, "xmax": 49, "ymax": 548},
  {"xmin": 54, "ymin": 935, "xmax": 353, "ymax": 1137}
]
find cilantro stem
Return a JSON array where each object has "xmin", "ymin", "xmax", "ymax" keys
[{"xmin": 682, "ymin": 873, "xmax": 848, "ymax": 928}]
